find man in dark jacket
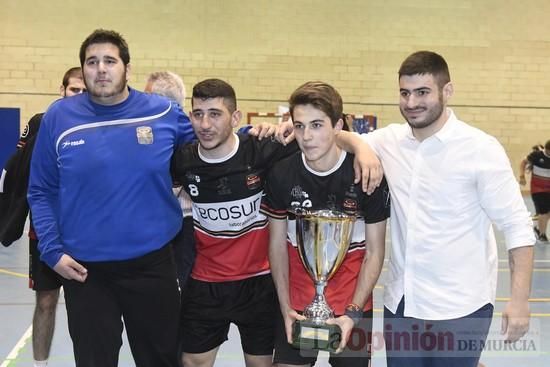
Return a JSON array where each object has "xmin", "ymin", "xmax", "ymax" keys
[{"xmin": 0, "ymin": 66, "xmax": 85, "ymax": 367}]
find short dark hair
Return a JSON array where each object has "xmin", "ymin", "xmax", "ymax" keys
[
  {"xmin": 79, "ymin": 29, "xmax": 130, "ymax": 66},
  {"xmin": 532, "ymin": 144, "xmax": 544, "ymax": 151},
  {"xmin": 545, "ymin": 140, "xmax": 550, "ymax": 151},
  {"xmin": 62, "ymin": 67, "xmax": 82, "ymax": 88},
  {"xmin": 289, "ymin": 81, "xmax": 343, "ymax": 126},
  {"xmin": 398, "ymin": 51, "xmax": 450, "ymax": 89},
  {"xmin": 192, "ymin": 78, "xmax": 237, "ymax": 112}
]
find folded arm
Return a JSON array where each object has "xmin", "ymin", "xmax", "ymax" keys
[{"xmin": 335, "ymin": 130, "xmax": 382, "ymax": 194}]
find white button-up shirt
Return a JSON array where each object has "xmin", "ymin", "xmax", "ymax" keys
[{"xmin": 363, "ymin": 109, "xmax": 535, "ymax": 320}]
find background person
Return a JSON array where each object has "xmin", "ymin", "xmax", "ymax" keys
[
  {"xmin": 519, "ymin": 139, "xmax": 550, "ymax": 242},
  {"xmin": 27, "ymin": 67, "xmax": 86, "ymax": 367},
  {"xmin": 1, "ymin": 67, "xmax": 85, "ymax": 367},
  {"xmin": 144, "ymin": 70, "xmax": 196, "ymax": 288}
]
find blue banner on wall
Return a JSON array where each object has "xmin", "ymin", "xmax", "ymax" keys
[{"xmin": 0, "ymin": 108, "xmax": 21, "ymax": 171}]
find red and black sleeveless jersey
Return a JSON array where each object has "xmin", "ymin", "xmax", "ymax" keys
[
  {"xmin": 262, "ymin": 150, "xmax": 390, "ymax": 314},
  {"xmin": 527, "ymin": 150, "xmax": 550, "ymax": 194},
  {"xmin": 171, "ymin": 134, "xmax": 298, "ymax": 282}
]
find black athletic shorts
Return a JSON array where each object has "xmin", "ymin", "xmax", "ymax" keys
[
  {"xmin": 29, "ymin": 238, "xmax": 62, "ymax": 291},
  {"xmin": 273, "ymin": 308, "xmax": 373, "ymax": 366},
  {"xmin": 180, "ymin": 273, "xmax": 277, "ymax": 355},
  {"xmin": 532, "ymin": 192, "xmax": 550, "ymax": 215}
]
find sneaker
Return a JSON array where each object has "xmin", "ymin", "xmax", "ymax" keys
[{"xmin": 540, "ymin": 234, "xmax": 549, "ymax": 243}]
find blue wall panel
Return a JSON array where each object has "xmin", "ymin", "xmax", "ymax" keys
[{"xmin": 0, "ymin": 108, "xmax": 21, "ymax": 170}]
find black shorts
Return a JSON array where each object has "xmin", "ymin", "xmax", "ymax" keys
[
  {"xmin": 29, "ymin": 238, "xmax": 62, "ymax": 291},
  {"xmin": 532, "ymin": 192, "xmax": 550, "ymax": 215},
  {"xmin": 180, "ymin": 273, "xmax": 277, "ymax": 355},
  {"xmin": 273, "ymin": 308, "xmax": 373, "ymax": 366}
]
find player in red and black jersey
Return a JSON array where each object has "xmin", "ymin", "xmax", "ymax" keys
[
  {"xmin": 520, "ymin": 140, "xmax": 550, "ymax": 242},
  {"xmin": 171, "ymin": 79, "xmax": 299, "ymax": 367},
  {"xmin": 262, "ymin": 81, "xmax": 389, "ymax": 366},
  {"xmin": 171, "ymin": 79, "xmax": 384, "ymax": 367}
]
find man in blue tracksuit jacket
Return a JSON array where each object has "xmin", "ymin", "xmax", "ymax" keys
[{"xmin": 27, "ymin": 29, "xmax": 194, "ymax": 367}]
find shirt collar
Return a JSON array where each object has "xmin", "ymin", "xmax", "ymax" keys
[
  {"xmin": 433, "ymin": 108, "xmax": 458, "ymax": 143},
  {"xmin": 404, "ymin": 108, "xmax": 457, "ymax": 143}
]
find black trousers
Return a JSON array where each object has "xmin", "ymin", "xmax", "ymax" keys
[{"xmin": 62, "ymin": 244, "xmax": 180, "ymax": 367}]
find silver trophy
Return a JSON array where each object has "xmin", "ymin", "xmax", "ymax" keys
[{"xmin": 292, "ymin": 209, "xmax": 354, "ymax": 352}]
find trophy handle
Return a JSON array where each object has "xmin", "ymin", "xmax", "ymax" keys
[{"xmin": 295, "ymin": 210, "xmax": 316, "ymax": 280}]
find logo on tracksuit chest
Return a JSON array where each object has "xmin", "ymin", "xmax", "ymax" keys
[
  {"xmin": 136, "ymin": 126, "xmax": 153, "ymax": 144},
  {"xmin": 61, "ymin": 139, "xmax": 86, "ymax": 149}
]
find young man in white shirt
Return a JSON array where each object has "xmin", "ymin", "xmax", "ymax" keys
[{"xmin": 362, "ymin": 50, "xmax": 535, "ymax": 367}]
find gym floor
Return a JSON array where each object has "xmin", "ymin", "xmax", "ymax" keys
[{"xmin": 1, "ymin": 196, "xmax": 548, "ymax": 366}]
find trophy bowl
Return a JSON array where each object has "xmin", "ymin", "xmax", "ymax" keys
[{"xmin": 292, "ymin": 209, "xmax": 354, "ymax": 352}]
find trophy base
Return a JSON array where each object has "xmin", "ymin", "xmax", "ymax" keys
[{"xmin": 292, "ymin": 320, "xmax": 341, "ymax": 353}]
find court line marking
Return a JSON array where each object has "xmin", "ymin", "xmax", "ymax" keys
[
  {"xmin": 374, "ymin": 286, "xmax": 550, "ymax": 303},
  {"xmin": 9, "ymin": 266, "xmax": 549, "ymax": 278},
  {"xmin": 0, "ymin": 325, "xmax": 31, "ymax": 367},
  {"xmin": 500, "ymin": 268, "xmax": 550, "ymax": 272},
  {"xmin": 8, "ymin": 269, "xmax": 548, "ymax": 300},
  {"xmin": 3, "ymin": 258, "xmax": 550, "ymax": 278},
  {"xmin": 499, "ymin": 259, "xmax": 550, "ymax": 263},
  {"xmin": 378, "ymin": 259, "xmax": 550, "ymax": 263},
  {"xmin": 380, "ymin": 259, "xmax": 550, "ymax": 263},
  {"xmin": 371, "ymin": 309, "xmax": 550, "ymax": 316},
  {"xmin": 0, "ymin": 269, "xmax": 26, "ymax": 278},
  {"xmin": 0, "ymin": 285, "xmax": 63, "ymax": 367},
  {"xmin": 496, "ymin": 297, "xmax": 550, "ymax": 302}
]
